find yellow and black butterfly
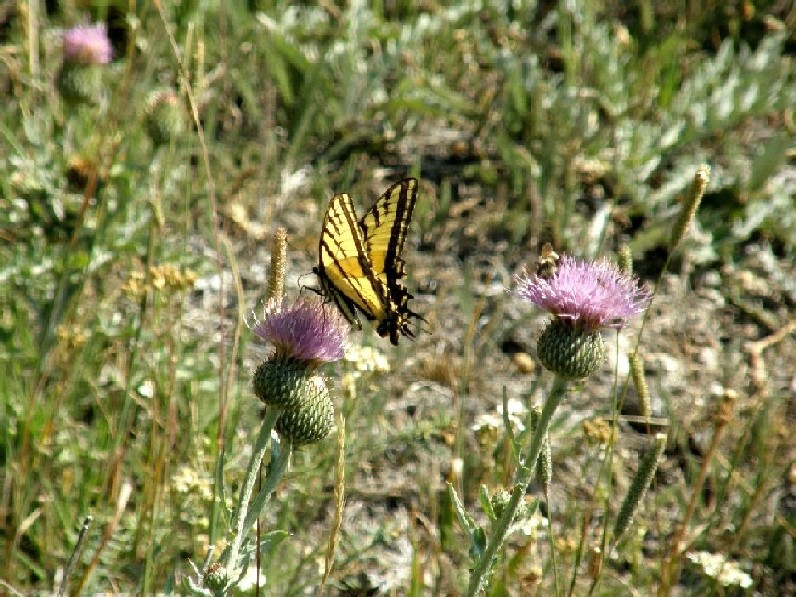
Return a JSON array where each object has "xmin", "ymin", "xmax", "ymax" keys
[{"xmin": 314, "ymin": 178, "xmax": 422, "ymax": 345}]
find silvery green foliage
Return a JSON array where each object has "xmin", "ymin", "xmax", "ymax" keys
[
  {"xmin": 492, "ymin": 7, "xmax": 793, "ymax": 253},
  {"xmin": 447, "ymin": 483, "xmax": 540, "ymax": 568}
]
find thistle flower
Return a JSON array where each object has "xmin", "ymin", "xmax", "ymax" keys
[
  {"xmin": 515, "ymin": 256, "xmax": 651, "ymax": 379},
  {"xmin": 58, "ymin": 25, "xmax": 112, "ymax": 105},
  {"xmin": 253, "ymin": 298, "xmax": 347, "ymax": 443},
  {"xmin": 516, "ymin": 256, "xmax": 650, "ymax": 332},
  {"xmin": 253, "ymin": 298, "xmax": 348, "ymax": 366},
  {"xmin": 469, "ymin": 255, "xmax": 649, "ymax": 594},
  {"xmin": 63, "ymin": 25, "xmax": 112, "ymax": 65}
]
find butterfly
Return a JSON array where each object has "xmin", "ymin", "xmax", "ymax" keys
[{"xmin": 314, "ymin": 178, "xmax": 423, "ymax": 345}]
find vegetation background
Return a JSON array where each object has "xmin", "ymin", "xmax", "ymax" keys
[{"xmin": 1, "ymin": 0, "xmax": 794, "ymax": 594}]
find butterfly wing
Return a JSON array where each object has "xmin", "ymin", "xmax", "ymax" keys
[
  {"xmin": 359, "ymin": 178, "xmax": 422, "ymax": 344},
  {"xmin": 359, "ymin": 178, "xmax": 418, "ymax": 288},
  {"xmin": 315, "ymin": 192, "xmax": 388, "ymax": 329}
]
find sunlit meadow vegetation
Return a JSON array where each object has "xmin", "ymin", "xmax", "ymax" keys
[{"xmin": 1, "ymin": 1, "xmax": 794, "ymax": 595}]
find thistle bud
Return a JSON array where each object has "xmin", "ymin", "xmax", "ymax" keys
[
  {"xmin": 275, "ymin": 378, "xmax": 335, "ymax": 445},
  {"xmin": 144, "ymin": 90, "xmax": 186, "ymax": 145}
]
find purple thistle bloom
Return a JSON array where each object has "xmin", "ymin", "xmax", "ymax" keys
[
  {"xmin": 515, "ymin": 256, "xmax": 651, "ymax": 332},
  {"xmin": 254, "ymin": 298, "xmax": 349, "ymax": 364},
  {"xmin": 63, "ymin": 25, "xmax": 112, "ymax": 65}
]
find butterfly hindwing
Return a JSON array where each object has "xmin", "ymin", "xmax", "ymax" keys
[{"xmin": 359, "ymin": 178, "xmax": 421, "ymax": 344}]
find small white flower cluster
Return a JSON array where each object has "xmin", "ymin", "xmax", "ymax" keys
[
  {"xmin": 341, "ymin": 344, "xmax": 392, "ymax": 399},
  {"xmin": 515, "ymin": 508, "xmax": 548, "ymax": 537},
  {"xmin": 236, "ymin": 565, "xmax": 268, "ymax": 592},
  {"xmin": 471, "ymin": 398, "xmax": 527, "ymax": 433},
  {"xmin": 172, "ymin": 464, "xmax": 214, "ymax": 501},
  {"xmin": 686, "ymin": 551, "xmax": 753, "ymax": 588},
  {"xmin": 344, "ymin": 344, "xmax": 391, "ymax": 374}
]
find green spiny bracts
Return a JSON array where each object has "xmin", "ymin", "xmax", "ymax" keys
[
  {"xmin": 253, "ymin": 359, "xmax": 315, "ymax": 410},
  {"xmin": 203, "ymin": 562, "xmax": 230, "ymax": 592},
  {"xmin": 275, "ymin": 377, "xmax": 334, "ymax": 445},
  {"xmin": 144, "ymin": 90, "xmax": 186, "ymax": 145},
  {"xmin": 537, "ymin": 320, "xmax": 605, "ymax": 380},
  {"xmin": 57, "ymin": 64, "xmax": 104, "ymax": 105}
]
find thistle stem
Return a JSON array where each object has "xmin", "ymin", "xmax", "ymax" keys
[
  {"xmin": 224, "ymin": 408, "xmax": 281, "ymax": 580},
  {"xmin": 467, "ymin": 377, "xmax": 568, "ymax": 596}
]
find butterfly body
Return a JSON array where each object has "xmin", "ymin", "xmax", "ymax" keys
[{"xmin": 314, "ymin": 178, "xmax": 422, "ymax": 345}]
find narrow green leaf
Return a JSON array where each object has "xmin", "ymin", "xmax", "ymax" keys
[{"xmin": 447, "ymin": 482, "xmax": 476, "ymax": 534}]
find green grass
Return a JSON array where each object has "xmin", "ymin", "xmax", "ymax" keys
[{"xmin": 2, "ymin": 1, "xmax": 794, "ymax": 595}]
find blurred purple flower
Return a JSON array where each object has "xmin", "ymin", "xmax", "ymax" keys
[
  {"xmin": 63, "ymin": 25, "xmax": 112, "ymax": 65},
  {"xmin": 515, "ymin": 256, "xmax": 651, "ymax": 332},
  {"xmin": 254, "ymin": 298, "xmax": 349, "ymax": 364}
]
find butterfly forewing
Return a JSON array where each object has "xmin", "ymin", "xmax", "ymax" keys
[
  {"xmin": 360, "ymin": 178, "xmax": 418, "ymax": 287},
  {"xmin": 317, "ymin": 193, "xmax": 388, "ymax": 327}
]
